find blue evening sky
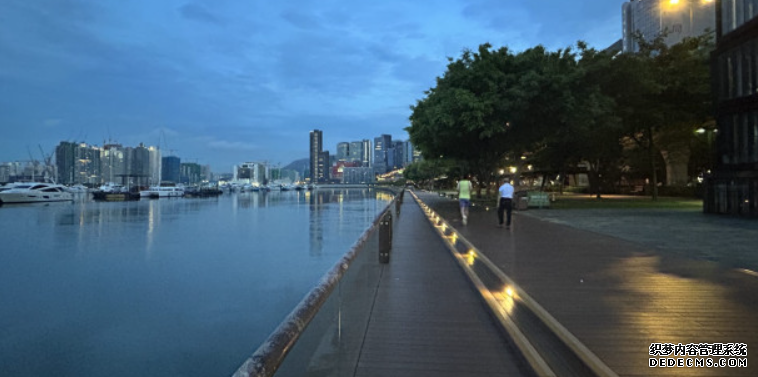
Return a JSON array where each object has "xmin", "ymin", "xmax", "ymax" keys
[{"xmin": 1, "ymin": 0, "xmax": 623, "ymax": 172}]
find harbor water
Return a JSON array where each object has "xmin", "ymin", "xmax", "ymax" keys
[{"xmin": 0, "ymin": 189, "xmax": 392, "ymax": 376}]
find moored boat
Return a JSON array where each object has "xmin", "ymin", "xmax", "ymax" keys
[
  {"xmin": 139, "ymin": 185, "xmax": 185, "ymax": 198},
  {"xmin": 0, "ymin": 182, "xmax": 74, "ymax": 204},
  {"xmin": 92, "ymin": 190, "xmax": 141, "ymax": 201},
  {"xmin": 184, "ymin": 186, "xmax": 223, "ymax": 197}
]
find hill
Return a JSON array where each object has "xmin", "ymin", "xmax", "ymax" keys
[{"xmin": 283, "ymin": 158, "xmax": 308, "ymax": 173}]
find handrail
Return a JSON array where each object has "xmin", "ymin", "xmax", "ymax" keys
[{"xmin": 232, "ymin": 188, "xmax": 400, "ymax": 377}]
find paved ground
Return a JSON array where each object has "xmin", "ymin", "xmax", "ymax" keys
[
  {"xmin": 416, "ymin": 191, "xmax": 758, "ymax": 377},
  {"xmin": 520, "ymin": 205, "xmax": 758, "ymax": 272}
]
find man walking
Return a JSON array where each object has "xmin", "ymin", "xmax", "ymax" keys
[
  {"xmin": 497, "ymin": 177, "xmax": 514, "ymax": 228},
  {"xmin": 457, "ymin": 175, "xmax": 473, "ymax": 225}
]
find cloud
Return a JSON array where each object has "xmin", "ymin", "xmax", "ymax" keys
[
  {"xmin": 280, "ymin": 8, "xmax": 323, "ymax": 30},
  {"xmin": 179, "ymin": 3, "xmax": 223, "ymax": 25},
  {"xmin": 44, "ymin": 119, "xmax": 63, "ymax": 127},
  {"xmin": 208, "ymin": 140, "xmax": 260, "ymax": 151}
]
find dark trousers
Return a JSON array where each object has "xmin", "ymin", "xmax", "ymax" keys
[{"xmin": 498, "ymin": 198, "xmax": 512, "ymax": 226}]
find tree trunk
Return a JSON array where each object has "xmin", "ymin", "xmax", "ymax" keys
[
  {"xmin": 648, "ymin": 127, "xmax": 659, "ymax": 201},
  {"xmin": 659, "ymin": 147, "xmax": 690, "ymax": 187}
]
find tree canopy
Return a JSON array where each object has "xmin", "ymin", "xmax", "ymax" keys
[{"xmin": 406, "ymin": 34, "xmax": 713, "ymax": 199}]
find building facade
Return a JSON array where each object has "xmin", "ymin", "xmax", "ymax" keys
[
  {"xmin": 373, "ymin": 134, "xmax": 391, "ymax": 174},
  {"xmin": 705, "ymin": 0, "xmax": 758, "ymax": 216},
  {"xmin": 101, "ymin": 144, "xmax": 126, "ymax": 185},
  {"xmin": 317, "ymin": 151, "xmax": 330, "ymax": 183},
  {"xmin": 342, "ymin": 167, "xmax": 376, "ymax": 184},
  {"xmin": 347, "ymin": 139, "xmax": 371, "ymax": 166},
  {"xmin": 336, "ymin": 142, "xmax": 350, "ymax": 162},
  {"xmin": 55, "ymin": 141, "xmax": 101, "ymax": 185},
  {"xmin": 623, "ymin": 0, "xmax": 716, "ymax": 53},
  {"xmin": 180, "ymin": 162, "xmax": 203, "ymax": 185},
  {"xmin": 310, "ymin": 130, "xmax": 326, "ymax": 183},
  {"xmin": 234, "ymin": 162, "xmax": 269, "ymax": 185},
  {"xmin": 162, "ymin": 156, "xmax": 181, "ymax": 183}
]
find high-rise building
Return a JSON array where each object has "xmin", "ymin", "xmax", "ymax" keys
[
  {"xmin": 373, "ymin": 134, "xmax": 391, "ymax": 174},
  {"xmin": 622, "ymin": 0, "xmax": 715, "ymax": 53},
  {"xmin": 55, "ymin": 141, "xmax": 101, "ymax": 185},
  {"xmin": 0, "ymin": 164, "xmax": 9, "ymax": 183},
  {"xmin": 348, "ymin": 139, "xmax": 371, "ymax": 166},
  {"xmin": 336, "ymin": 142, "xmax": 350, "ymax": 162},
  {"xmin": 55, "ymin": 141, "xmax": 77, "ymax": 185},
  {"xmin": 101, "ymin": 143, "xmax": 126, "ymax": 185},
  {"xmin": 124, "ymin": 144, "xmax": 152, "ymax": 187},
  {"xmin": 348, "ymin": 141, "xmax": 363, "ymax": 164},
  {"xmin": 310, "ymin": 130, "xmax": 324, "ymax": 183},
  {"xmin": 234, "ymin": 161, "xmax": 269, "ymax": 185},
  {"xmin": 147, "ymin": 146, "xmax": 161, "ymax": 186},
  {"xmin": 343, "ymin": 167, "xmax": 376, "ymax": 184},
  {"xmin": 362, "ymin": 139, "xmax": 371, "ymax": 167},
  {"xmin": 162, "ymin": 156, "xmax": 181, "ymax": 183},
  {"xmin": 704, "ymin": 0, "xmax": 758, "ymax": 216},
  {"xmin": 317, "ymin": 151, "xmax": 330, "ymax": 182},
  {"xmin": 404, "ymin": 141, "xmax": 415, "ymax": 166},
  {"xmin": 391, "ymin": 140, "xmax": 406, "ymax": 170},
  {"xmin": 180, "ymin": 162, "xmax": 202, "ymax": 185}
]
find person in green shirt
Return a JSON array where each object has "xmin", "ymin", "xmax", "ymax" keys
[{"xmin": 457, "ymin": 175, "xmax": 473, "ymax": 225}]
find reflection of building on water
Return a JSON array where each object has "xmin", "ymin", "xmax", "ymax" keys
[
  {"xmin": 309, "ymin": 190, "xmax": 326, "ymax": 256},
  {"xmin": 233, "ymin": 191, "xmax": 271, "ymax": 209},
  {"xmin": 308, "ymin": 189, "xmax": 389, "ymax": 256}
]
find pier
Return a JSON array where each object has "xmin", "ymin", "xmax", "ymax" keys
[{"xmin": 236, "ymin": 189, "xmax": 758, "ymax": 377}]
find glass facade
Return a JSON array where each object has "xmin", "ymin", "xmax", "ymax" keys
[
  {"xmin": 623, "ymin": 0, "xmax": 716, "ymax": 53},
  {"xmin": 721, "ymin": 0, "xmax": 758, "ymax": 33},
  {"xmin": 706, "ymin": 0, "xmax": 758, "ymax": 216}
]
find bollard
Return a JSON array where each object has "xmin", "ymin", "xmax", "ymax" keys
[{"xmin": 379, "ymin": 212, "xmax": 392, "ymax": 263}]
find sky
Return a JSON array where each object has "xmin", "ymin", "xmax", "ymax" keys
[{"xmin": 1, "ymin": 0, "xmax": 624, "ymax": 172}]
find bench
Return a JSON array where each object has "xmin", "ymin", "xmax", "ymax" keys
[{"xmin": 527, "ymin": 191, "xmax": 550, "ymax": 208}]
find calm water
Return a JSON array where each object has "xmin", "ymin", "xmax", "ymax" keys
[{"xmin": 0, "ymin": 189, "xmax": 391, "ymax": 376}]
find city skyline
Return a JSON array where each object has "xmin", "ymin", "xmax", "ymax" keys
[{"xmin": 0, "ymin": 1, "xmax": 622, "ymax": 172}]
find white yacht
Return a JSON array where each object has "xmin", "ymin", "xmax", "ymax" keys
[
  {"xmin": 0, "ymin": 182, "xmax": 74, "ymax": 204},
  {"xmin": 139, "ymin": 185, "xmax": 185, "ymax": 198},
  {"xmin": 64, "ymin": 184, "xmax": 89, "ymax": 193},
  {"xmin": 98, "ymin": 182, "xmax": 126, "ymax": 193}
]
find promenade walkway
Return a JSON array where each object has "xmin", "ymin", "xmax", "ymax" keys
[
  {"xmin": 416, "ymin": 191, "xmax": 758, "ymax": 377},
  {"xmin": 354, "ymin": 191, "xmax": 534, "ymax": 377}
]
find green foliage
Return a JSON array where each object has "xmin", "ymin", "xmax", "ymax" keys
[
  {"xmin": 407, "ymin": 33, "xmax": 714, "ymax": 198},
  {"xmin": 402, "ymin": 159, "xmax": 456, "ymax": 185}
]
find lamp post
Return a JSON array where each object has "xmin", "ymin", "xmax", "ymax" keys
[{"xmin": 695, "ymin": 126, "xmax": 718, "ymax": 182}]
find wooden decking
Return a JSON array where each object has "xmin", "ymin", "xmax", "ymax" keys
[
  {"xmin": 417, "ymin": 191, "xmax": 758, "ymax": 377},
  {"xmin": 353, "ymin": 195, "xmax": 534, "ymax": 377}
]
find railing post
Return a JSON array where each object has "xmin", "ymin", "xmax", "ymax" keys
[{"xmin": 379, "ymin": 212, "xmax": 392, "ymax": 263}]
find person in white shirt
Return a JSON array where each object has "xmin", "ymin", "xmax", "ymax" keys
[{"xmin": 497, "ymin": 177, "xmax": 514, "ymax": 228}]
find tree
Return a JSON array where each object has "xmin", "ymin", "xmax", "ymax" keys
[
  {"xmin": 407, "ymin": 44, "xmax": 515, "ymax": 194},
  {"xmin": 612, "ymin": 32, "xmax": 714, "ymax": 199},
  {"xmin": 402, "ymin": 159, "xmax": 456, "ymax": 190}
]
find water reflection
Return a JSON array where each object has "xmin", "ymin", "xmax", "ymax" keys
[
  {"xmin": 308, "ymin": 189, "xmax": 381, "ymax": 256},
  {"xmin": 0, "ymin": 189, "xmax": 390, "ymax": 377}
]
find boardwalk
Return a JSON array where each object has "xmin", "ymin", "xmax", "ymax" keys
[
  {"xmin": 353, "ymin": 192, "xmax": 534, "ymax": 377},
  {"xmin": 416, "ymin": 191, "xmax": 758, "ymax": 377}
]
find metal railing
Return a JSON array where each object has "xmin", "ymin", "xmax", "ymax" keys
[{"xmin": 233, "ymin": 188, "xmax": 402, "ymax": 377}]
